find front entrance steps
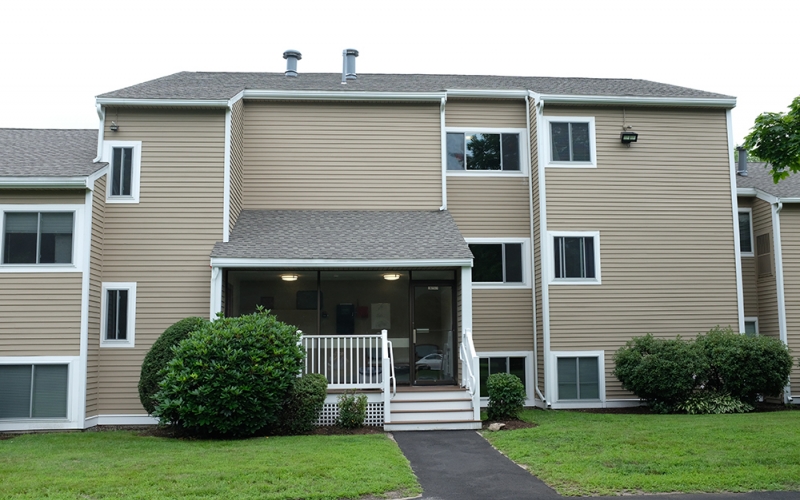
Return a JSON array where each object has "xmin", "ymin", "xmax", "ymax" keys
[{"xmin": 384, "ymin": 386, "xmax": 482, "ymax": 431}]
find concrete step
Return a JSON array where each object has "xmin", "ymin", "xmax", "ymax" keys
[
  {"xmin": 390, "ymin": 398, "xmax": 472, "ymax": 411},
  {"xmin": 391, "ymin": 390, "xmax": 471, "ymax": 402},
  {"xmin": 384, "ymin": 420, "xmax": 483, "ymax": 431}
]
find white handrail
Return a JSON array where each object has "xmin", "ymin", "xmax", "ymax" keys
[
  {"xmin": 387, "ymin": 340, "xmax": 397, "ymax": 398},
  {"xmin": 460, "ymin": 328, "xmax": 478, "ymax": 396},
  {"xmin": 381, "ymin": 330, "xmax": 392, "ymax": 423}
]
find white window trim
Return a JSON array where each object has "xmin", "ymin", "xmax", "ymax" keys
[
  {"xmin": 102, "ymin": 140, "xmax": 142, "ymax": 204},
  {"xmin": 444, "ymin": 127, "xmax": 529, "ymax": 176},
  {"xmin": 543, "ymin": 116, "xmax": 597, "ymax": 168},
  {"xmin": 100, "ymin": 282, "xmax": 137, "ymax": 348},
  {"xmin": 550, "ymin": 350, "xmax": 606, "ymax": 408},
  {"xmin": 476, "ymin": 351, "xmax": 534, "ymax": 406},
  {"xmin": 466, "ymin": 237, "xmax": 531, "ymax": 289},
  {"xmin": 744, "ymin": 316, "xmax": 759, "ymax": 335},
  {"xmin": 0, "ymin": 204, "xmax": 85, "ymax": 273},
  {"xmin": 739, "ymin": 208, "xmax": 754, "ymax": 257},
  {"xmin": 0, "ymin": 356, "xmax": 81, "ymax": 431},
  {"xmin": 547, "ymin": 230, "xmax": 601, "ymax": 285}
]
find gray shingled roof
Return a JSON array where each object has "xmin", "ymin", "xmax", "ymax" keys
[
  {"xmin": 211, "ymin": 210, "xmax": 473, "ymax": 261},
  {"xmin": 737, "ymin": 162, "xmax": 800, "ymax": 198},
  {"xmin": 99, "ymin": 72, "xmax": 733, "ymax": 101},
  {"xmin": 0, "ymin": 129, "xmax": 104, "ymax": 178}
]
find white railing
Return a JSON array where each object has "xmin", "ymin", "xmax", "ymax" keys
[
  {"xmin": 386, "ymin": 340, "xmax": 397, "ymax": 398},
  {"xmin": 460, "ymin": 328, "xmax": 481, "ymax": 421},
  {"xmin": 301, "ymin": 332, "xmax": 385, "ymax": 389}
]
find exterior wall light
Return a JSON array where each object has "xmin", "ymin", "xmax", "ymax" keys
[
  {"xmin": 110, "ymin": 121, "xmax": 119, "ymax": 132},
  {"xmin": 383, "ymin": 273, "xmax": 401, "ymax": 281},
  {"xmin": 620, "ymin": 131, "xmax": 638, "ymax": 144},
  {"xmin": 280, "ymin": 274, "xmax": 299, "ymax": 281}
]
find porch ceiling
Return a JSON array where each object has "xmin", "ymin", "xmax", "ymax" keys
[{"xmin": 211, "ymin": 210, "xmax": 473, "ymax": 262}]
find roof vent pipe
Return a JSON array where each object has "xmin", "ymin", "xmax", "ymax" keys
[
  {"xmin": 737, "ymin": 146, "xmax": 748, "ymax": 176},
  {"xmin": 343, "ymin": 48, "xmax": 358, "ymax": 81},
  {"xmin": 283, "ymin": 50, "xmax": 302, "ymax": 77}
]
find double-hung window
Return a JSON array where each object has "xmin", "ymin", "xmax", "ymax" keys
[
  {"xmin": 103, "ymin": 141, "xmax": 142, "ymax": 203},
  {"xmin": 2, "ymin": 212, "xmax": 74, "ymax": 265},
  {"xmin": 446, "ymin": 129, "xmax": 524, "ymax": 172},
  {"xmin": 544, "ymin": 117, "xmax": 596, "ymax": 167},
  {"xmin": 550, "ymin": 231, "xmax": 601, "ymax": 284},
  {"xmin": 467, "ymin": 239, "xmax": 530, "ymax": 287},
  {"xmin": 101, "ymin": 283, "xmax": 137, "ymax": 347}
]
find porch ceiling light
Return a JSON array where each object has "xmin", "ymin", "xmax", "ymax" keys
[
  {"xmin": 383, "ymin": 273, "xmax": 401, "ymax": 281},
  {"xmin": 280, "ymin": 274, "xmax": 299, "ymax": 281},
  {"xmin": 620, "ymin": 131, "xmax": 638, "ymax": 144}
]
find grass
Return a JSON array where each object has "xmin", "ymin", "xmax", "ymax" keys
[
  {"xmin": 0, "ymin": 431, "xmax": 420, "ymax": 500},
  {"xmin": 484, "ymin": 409, "xmax": 800, "ymax": 496}
]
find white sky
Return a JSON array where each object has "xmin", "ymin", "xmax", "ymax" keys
[{"xmin": 0, "ymin": 0, "xmax": 797, "ymax": 145}]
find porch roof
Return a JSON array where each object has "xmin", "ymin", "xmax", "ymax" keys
[{"xmin": 211, "ymin": 210, "xmax": 473, "ymax": 264}]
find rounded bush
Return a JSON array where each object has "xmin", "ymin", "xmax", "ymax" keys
[
  {"xmin": 613, "ymin": 334, "xmax": 708, "ymax": 412},
  {"xmin": 138, "ymin": 317, "xmax": 208, "ymax": 415},
  {"xmin": 337, "ymin": 391, "xmax": 368, "ymax": 429},
  {"xmin": 487, "ymin": 372, "xmax": 526, "ymax": 420},
  {"xmin": 696, "ymin": 327, "xmax": 793, "ymax": 405},
  {"xmin": 153, "ymin": 310, "xmax": 304, "ymax": 438},
  {"xmin": 275, "ymin": 373, "xmax": 328, "ymax": 435}
]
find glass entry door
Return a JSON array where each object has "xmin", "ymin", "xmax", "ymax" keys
[{"xmin": 412, "ymin": 284, "xmax": 455, "ymax": 385}]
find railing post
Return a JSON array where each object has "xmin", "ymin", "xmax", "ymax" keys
[
  {"xmin": 381, "ymin": 329, "xmax": 391, "ymax": 424},
  {"xmin": 297, "ymin": 330, "xmax": 304, "ymax": 377}
]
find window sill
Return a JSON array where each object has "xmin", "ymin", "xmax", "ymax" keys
[
  {"xmin": 472, "ymin": 282, "xmax": 531, "ymax": 290},
  {"xmin": 100, "ymin": 340, "xmax": 135, "ymax": 348},
  {"xmin": 740, "ymin": 252, "xmax": 754, "ymax": 258},
  {"xmin": 446, "ymin": 170, "xmax": 527, "ymax": 177},
  {"xmin": 546, "ymin": 162, "xmax": 596, "ymax": 169},
  {"xmin": 550, "ymin": 278, "xmax": 601, "ymax": 285},
  {"xmin": 106, "ymin": 196, "xmax": 140, "ymax": 204},
  {"xmin": 0, "ymin": 264, "xmax": 80, "ymax": 274}
]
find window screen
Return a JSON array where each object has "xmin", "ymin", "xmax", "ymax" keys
[{"xmin": 0, "ymin": 364, "xmax": 68, "ymax": 419}]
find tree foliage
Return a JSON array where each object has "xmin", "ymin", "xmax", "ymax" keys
[{"xmin": 743, "ymin": 96, "xmax": 800, "ymax": 183}]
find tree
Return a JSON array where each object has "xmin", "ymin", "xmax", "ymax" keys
[{"xmin": 743, "ymin": 96, "xmax": 800, "ymax": 183}]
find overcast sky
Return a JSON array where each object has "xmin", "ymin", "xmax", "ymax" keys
[{"xmin": 0, "ymin": 0, "xmax": 796, "ymax": 145}]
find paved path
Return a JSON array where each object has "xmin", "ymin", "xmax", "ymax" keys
[{"xmin": 392, "ymin": 430, "xmax": 800, "ymax": 500}]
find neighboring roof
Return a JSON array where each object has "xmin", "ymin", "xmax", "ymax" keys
[
  {"xmin": 211, "ymin": 210, "xmax": 473, "ymax": 262},
  {"xmin": 737, "ymin": 162, "xmax": 800, "ymax": 198},
  {"xmin": 98, "ymin": 72, "xmax": 734, "ymax": 102},
  {"xmin": 0, "ymin": 129, "xmax": 104, "ymax": 178}
]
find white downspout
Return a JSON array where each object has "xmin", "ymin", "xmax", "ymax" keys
[
  {"xmin": 725, "ymin": 109, "xmax": 746, "ymax": 333},
  {"xmin": 440, "ymin": 96, "xmax": 447, "ymax": 211},
  {"xmin": 772, "ymin": 200, "xmax": 790, "ymax": 403},
  {"xmin": 533, "ymin": 94, "xmax": 551, "ymax": 407}
]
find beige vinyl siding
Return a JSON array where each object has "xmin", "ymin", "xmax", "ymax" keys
[
  {"xmin": 0, "ymin": 190, "xmax": 85, "ymax": 204},
  {"xmin": 229, "ymin": 99, "xmax": 244, "ymax": 232},
  {"xmin": 530, "ymin": 100, "xmax": 545, "ymax": 395},
  {"xmin": 738, "ymin": 198, "xmax": 758, "ymax": 318},
  {"xmin": 86, "ymin": 175, "xmax": 105, "ymax": 418},
  {"xmin": 544, "ymin": 106, "xmax": 738, "ymax": 400},
  {"xmin": 472, "ymin": 289, "xmax": 534, "ymax": 352},
  {"xmin": 99, "ymin": 108, "xmax": 225, "ymax": 414},
  {"xmin": 777, "ymin": 206, "xmax": 800, "ymax": 390},
  {"xmin": 753, "ymin": 198, "xmax": 779, "ymax": 339},
  {"xmin": 0, "ymin": 274, "xmax": 82, "ymax": 356},
  {"xmin": 445, "ymin": 99, "xmax": 527, "ymax": 128},
  {"xmin": 447, "ymin": 177, "xmax": 531, "ymax": 237},
  {"xmin": 242, "ymin": 101, "xmax": 441, "ymax": 210}
]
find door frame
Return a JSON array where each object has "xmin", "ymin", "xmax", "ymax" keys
[{"xmin": 408, "ymin": 280, "xmax": 458, "ymax": 386}]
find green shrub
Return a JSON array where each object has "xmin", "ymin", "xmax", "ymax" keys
[
  {"xmin": 487, "ymin": 372, "xmax": 526, "ymax": 420},
  {"xmin": 613, "ymin": 334, "xmax": 708, "ymax": 412},
  {"xmin": 337, "ymin": 391, "xmax": 367, "ymax": 429},
  {"xmin": 275, "ymin": 374, "xmax": 328, "ymax": 435},
  {"xmin": 154, "ymin": 310, "xmax": 304, "ymax": 438},
  {"xmin": 138, "ymin": 317, "xmax": 207, "ymax": 415},
  {"xmin": 676, "ymin": 391, "xmax": 754, "ymax": 415},
  {"xmin": 696, "ymin": 327, "xmax": 793, "ymax": 405}
]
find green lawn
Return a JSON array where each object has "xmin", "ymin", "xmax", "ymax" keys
[
  {"xmin": 0, "ymin": 431, "xmax": 420, "ymax": 500},
  {"xmin": 485, "ymin": 409, "xmax": 800, "ymax": 496}
]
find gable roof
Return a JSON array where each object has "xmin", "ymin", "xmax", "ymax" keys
[
  {"xmin": 211, "ymin": 209, "xmax": 473, "ymax": 263},
  {"xmin": 737, "ymin": 162, "xmax": 800, "ymax": 199},
  {"xmin": 98, "ymin": 72, "xmax": 734, "ymax": 102},
  {"xmin": 0, "ymin": 129, "xmax": 104, "ymax": 178}
]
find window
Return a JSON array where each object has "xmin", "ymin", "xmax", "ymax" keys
[
  {"xmin": 467, "ymin": 239, "xmax": 529, "ymax": 287},
  {"xmin": 557, "ymin": 356, "xmax": 600, "ymax": 400},
  {"xmin": 445, "ymin": 129, "xmax": 525, "ymax": 173},
  {"xmin": 744, "ymin": 317, "xmax": 758, "ymax": 336},
  {"xmin": 101, "ymin": 283, "xmax": 137, "ymax": 347},
  {"xmin": 738, "ymin": 209, "xmax": 753, "ymax": 255},
  {"xmin": 103, "ymin": 141, "xmax": 141, "ymax": 203},
  {"xmin": 756, "ymin": 233, "xmax": 772, "ymax": 277},
  {"xmin": 476, "ymin": 351, "xmax": 533, "ymax": 404},
  {"xmin": 0, "ymin": 364, "xmax": 68, "ymax": 419},
  {"xmin": 2, "ymin": 212, "xmax": 73, "ymax": 265},
  {"xmin": 550, "ymin": 231, "xmax": 601, "ymax": 284},
  {"xmin": 544, "ymin": 116, "xmax": 596, "ymax": 167}
]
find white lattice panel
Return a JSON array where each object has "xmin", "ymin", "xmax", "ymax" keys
[{"xmin": 316, "ymin": 402, "xmax": 384, "ymax": 426}]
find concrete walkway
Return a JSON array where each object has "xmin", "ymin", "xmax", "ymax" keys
[{"xmin": 392, "ymin": 430, "xmax": 800, "ymax": 500}]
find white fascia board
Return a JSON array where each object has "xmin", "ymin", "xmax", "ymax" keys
[
  {"xmin": 776, "ymin": 197, "xmax": 800, "ymax": 204},
  {"xmin": 445, "ymin": 89, "xmax": 529, "ymax": 99},
  {"xmin": 210, "ymin": 257, "xmax": 472, "ymax": 268},
  {"xmin": 737, "ymin": 187, "xmax": 757, "ymax": 197},
  {"xmin": 243, "ymin": 90, "xmax": 446, "ymax": 101},
  {"xmin": 0, "ymin": 177, "xmax": 90, "ymax": 189},
  {"xmin": 756, "ymin": 191, "xmax": 780, "ymax": 204},
  {"xmin": 538, "ymin": 94, "xmax": 737, "ymax": 108},
  {"xmin": 95, "ymin": 97, "xmax": 229, "ymax": 108}
]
